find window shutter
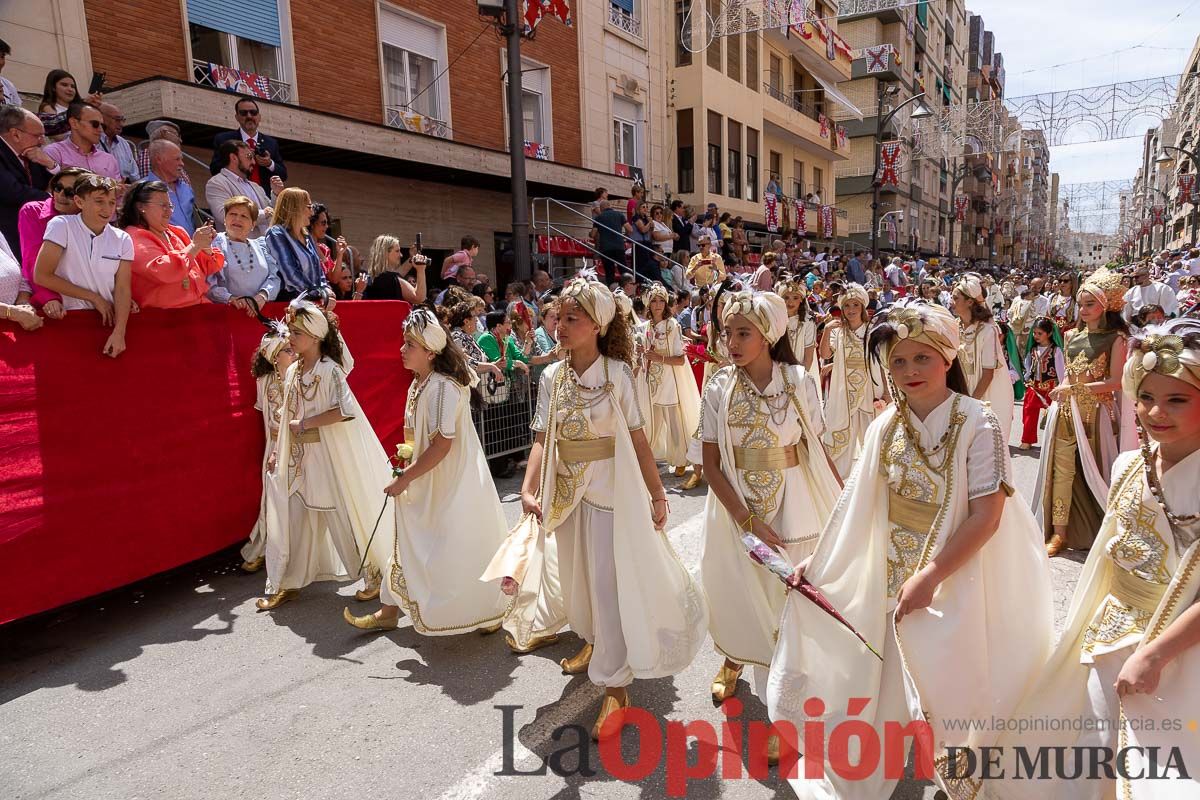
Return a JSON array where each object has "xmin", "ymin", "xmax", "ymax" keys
[
  {"xmin": 379, "ymin": 8, "xmax": 442, "ymax": 60},
  {"xmin": 187, "ymin": 0, "xmax": 281, "ymax": 47},
  {"xmin": 611, "ymin": 0, "xmax": 635, "ymax": 13}
]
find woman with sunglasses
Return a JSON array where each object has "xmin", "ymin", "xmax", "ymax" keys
[{"xmin": 17, "ymin": 166, "xmax": 91, "ymax": 313}]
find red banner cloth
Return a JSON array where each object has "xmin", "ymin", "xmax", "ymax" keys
[{"xmin": 0, "ymin": 302, "xmax": 411, "ymax": 624}]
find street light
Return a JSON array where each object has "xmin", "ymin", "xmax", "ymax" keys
[
  {"xmin": 1157, "ymin": 145, "xmax": 1200, "ymax": 249},
  {"xmin": 870, "ymin": 90, "xmax": 932, "ymax": 261}
]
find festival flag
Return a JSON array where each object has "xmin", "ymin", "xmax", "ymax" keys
[
  {"xmin": 795, "ymin": 201, "xmax": 807, "ymax": 236},
  {"xmin": 954, "ymin": 195, "xmax": 969, "ymax": 222},
  {"xmin": 819, "ymin": 114, "xmax": 829, "ymax": 139},
  {"xmin": 836, "ymin": 125, "xmax": 848, "ymax": 150},
  {"xmin": 1153, "ymin": 205, "xmax": 1166, "ymax": 226},
  {"xmin": 1180, "ymin": 174, "xmax": 1198, "ymax": 204},
  {"xmin": 523, "ymin": 141, "xmax": 549, "ymax": 160},
  {"xmin": 878, "ymin": 141, "xmax": 902, "ymax": 187},
  {"xmin": 886, "ymin": 216, "xmax": 897, "ymax": 245},
  {"xmin": 820, "ymin": 205, "xmax": 835, "ymax": 238},
  {"xmin": 764, "ymin": 193, "xmax": 780, "ymax": 233},
  {"xmin": 209, "ymin": 63, "xmax": 270, "ymax": 98},
  {"xmin": 865, "ymin": 44, "xmax": 891, "ymax": 74},
  {"xmin": 827, "ymin": 29, "xmax": 836, "ymax": 60},
  {"xmin": 906, "ymin": 8, "xmax": 915, "ymax": 40}
]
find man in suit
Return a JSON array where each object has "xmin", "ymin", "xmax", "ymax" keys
[
  {"xmin": 208, "ymin": 97, "xmax": 285, "ymax": 194},
  {"xmin": 205, "ymin": 139, "xmax": 273, "ymax": 237},
  {"xmin": 0, "ymin": 105, "xmax": 56, "ymax": 255}
]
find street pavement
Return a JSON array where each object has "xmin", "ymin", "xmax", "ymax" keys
[{"xmin": 1, "ymin": 402, "xmax": 1085, "ymax": 800}]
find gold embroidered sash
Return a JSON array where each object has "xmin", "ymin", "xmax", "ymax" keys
[
  {"xmin": 556, "ymin": 436, "xmax": 615, "ymax": 463},
  {"xmin": 294, "ymin": 428, "xmax": 321, "ymax": 444},
  {"xmin": 733, "ymin": 442, "xmax": 806, "ymax": 471},
  {"xmin": 888, "ymin": 490, "xmax": 940, "ymax": 534},
  {"xmin": 1109, "ymin": 564, "xmax": 1169, "ymax": 614}
]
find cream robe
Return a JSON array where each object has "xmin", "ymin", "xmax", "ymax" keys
[
  {"xmin": 382, "ymin": 373, "xmax": 510, "ymax": 635},
  {"xmin": 996, "ymin": 448, "xmax": 1200, "ymax": 800},
  {"xmin": 699, "ymin": 364, "xmax": 841, "ymax": 672},
  {"xmin": 959, "ymin": 320, "xmax": 1015, "ymax": 445},
  {"xmin": 821, "ymin": 322, "xmax": 882, "ymax": 478},
  {"xmin": 262, "ymin": 357, "xmax": 393, "ymax": 594},
  {"xmin": 768, "ymin": 396, "xmax": 1054, "ymax": 800},
  {"xmin": 503, "ymin": 357, "xmax": 708, "ymax": 683},
  {"xmin": 646, "ymin": 317, "xmax": 702, "ymax": 466},
  {"xmin": 786, "ymin": 315, "xmax": 821, "ymax": 403},
  {"xmin": 243, "ymin": 372, "xmax": 289, "ymax": 563}
]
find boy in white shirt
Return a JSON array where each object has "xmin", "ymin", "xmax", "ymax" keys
[{"xmin": 34, "ymin": 175, "xmax": 133, "ymax": 357}]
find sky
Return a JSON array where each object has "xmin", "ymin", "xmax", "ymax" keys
[{"xmin": 970, "ymin": 0, "xmax": 1198, "ymax": 230}]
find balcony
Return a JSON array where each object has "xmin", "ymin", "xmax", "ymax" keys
[
  {"xmin": 839, "ymin": 0, "xmax": 906, "ymax": 24},
  {"xmin": 607, "ymin": 3, "xmax": 642, "ymax": 39},
  {"xmin": 762, "ymin": 82, "xmax": 844, "ymax": 159},
  {"xmin": 191, "ymin": 59, "xmax": 292, "ymax": 103},
  {"xmin": 385, "ymin": 106, "xmax": 451, "ymax": 140},
  {"xmin": 852, "ymin": 46, "xmax": 903, "ymax": 82},
  {"xmin": 762, "ymin": 11, "xmax": 853, "ymax": 85}
]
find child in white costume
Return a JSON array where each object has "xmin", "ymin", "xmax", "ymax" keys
[
  {"xmin": 951, "ymin": 272, "xmax": 1015, "ymax": 445},
  {"xmin": 995, "ymin": 319, "xmax": 1200, "ymax": 800},
  {"xmin": 699, "ymin": 290, "xmax": 843, "ymax": 761},
  {"xmin": 257, "ymin": 303, "xmax": 392, "ymax": 610},
  {"xmin": 767, "ymin": 300, "xmax": 1053, "ymax": 800},
  {"xmin": 240, "ymin": 325, "xmax": 295, "ymax": 574},
  {"xmin": 344, "ymin": 309, "xmax": 510, "ymax": 634},
  {"xmin": 820, "ymin": 283, "xmax": 886, "ymax": 477},
  {"xmin": 778, "ymin": 274, "xmax": 820, "ymax": 402},
  {"xmin": 509, "ymin": 273, "xmax": 707, "ymax": 740},
  {"xmin": 642, "ymin": 281, "xmax": 702, "ymax": 477}
]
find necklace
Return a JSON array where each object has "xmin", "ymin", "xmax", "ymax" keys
[
  {"xmin": 228, "ymin": 240, "xmax": 254, "ymax": 273},
  {"xmin": 897, "ymin": 394, "xmax": 963, "ymax": 471},
  {"xmin": 563, "ymin": 359, "xmax": 613, "ymax": 410},
  {"xmin": 295, "ymin": 362, "xmax": 322, "ymax": 402},
  {"xmin": 1138, "ymin": 432, "xmax": 1200, "ymax": 534},
  {"xmin": 736, "ymin": 367, "xmax": 791, "ymax": 426},
  {"xmin": 407, "ymin": 372, "xmax": 434, "ymax": 421}
]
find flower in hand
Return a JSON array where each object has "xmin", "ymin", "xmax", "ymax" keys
[{"xmin": 391, "ymin": 442, "xmax": 414, "ymax": 477}]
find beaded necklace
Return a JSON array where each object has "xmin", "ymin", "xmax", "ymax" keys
[
  {"xmin": 1137, "ymin": 430, "xmax": 1200, "ymax": 549},
  {"xmin": 896, "ymin": 393, "xmax": 963, "ymax": 472}
]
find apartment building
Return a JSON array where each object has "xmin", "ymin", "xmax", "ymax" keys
[
  {"xmin": 668, "ymin": 1, "xmax": 855, "ymax": 240},
  {"xmin": 834, "ymin": 0, "xmax": 968, "ymax": 256},
  {"xmin": 1163, "ymin": 35, "xmax": 1200, "ymax": 249},
  {"xmin": 1, "ymin": 0, "xmax": 648, "ymax": 282}
]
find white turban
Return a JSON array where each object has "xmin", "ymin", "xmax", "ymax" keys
[
  {"xmin": 612, "ymin": 288, "xmax": 634, "ymax": 322},
  {"xmin": 881, "ymin": 299, "xmax": 960, "ymax": 364},
  {"xmin": 257, "ymin": 325, "xmax": 289, "ymax": 364},
  {"xmin": 839, "ymin": 283, "xmax": 870, "ymax": 310},
  {"xmin": 954, "ymin": 273, "xmax": 984, "ymax": 302},
  {"xmin": 562, "ymin": 270, "xmax": 617, "ymax": 334},
  {"xmin": 1123, "ymin": 318, "xmax": 1200, "ymax": 399},
  {"xmin": 721, "ymin": 290, "xmax": 790, "ymax": 345},
  {"xmin": 403, "ymin": 308, "xmax": 448, "ymax": 353},
  {"xmin": 288, "ymin": 301, "xmax": 329, "ymax": 340}
]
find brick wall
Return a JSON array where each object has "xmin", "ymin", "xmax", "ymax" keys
[
  {"xmin": 291, "ymin": 0, "xmax": 383, "ymax": 124},
  {"xmin": 84, "ymin": 0, "xmax": 189, "ymax": 86}
]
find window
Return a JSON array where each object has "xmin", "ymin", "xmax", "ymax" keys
[
  {"xmin": 613, "ymin": 96, "xmax": 641, "ymax": 167},
  {"xmin": 727, "ymin": 119, "xmax": 742, "ymax": 199},
  {"xmin": 675, "ymin": 1, "xmax": 692, "ymax": 66},
  {"xmin": 609, "ymin": 0, "xmax": 641, "ymax": 38},
  {"xmin": 522, "ymin": 90, "xmax": 545, "ymax": 143},
  {"xmin": 707, "ymin": 110, "xmax": 722, "ymax": 194},
  {"xmin": 769, "ymin": 151, "xmax": 782, "ymax": 184},
  {"xmin": 793, "ymin": 159, "xmax": 805, "ymax": 198},
  {"xmin": 745, "ymin": 15, "xmax": 759, "ymax": 91},
  {"xmin": 501, "ymin": 54, "xmax": 552, "ymax": 152},
  {"xmin": 677, "ymin": 109, "xmax": 695, "ymax": 193},
  {"xmin": 768, "ymin": 55, "xmax": 782, "ymax": 94},
  {"xmin": 189, "ymin": 21, "xmax": 287, "ymax": 100},
  {"xmin": 727, "ymin": 31, "xmax": 741, "ymax": 82},
  {"xmin": 379, "ymin": 8, "xmax": 449, "ymax": 130},
  {"xmin": 812, "ymin": 166, "xmax": 824, "ymax": 200},
  {"xmin": 746, "ymin": 127, "xmax": 759, "ymax": 202},
  {"xmin": 706, "ymin": 0, "xmax": 722, "ymax": 70}
]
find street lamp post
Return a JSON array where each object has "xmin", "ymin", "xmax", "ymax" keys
[
  {"xmin": 1158, "ymin": 145, "xmax": 1200, "ymax": 249},
  {"xmin": 870, "ymin": 89, "xmax": 930, "ymax": 261}
]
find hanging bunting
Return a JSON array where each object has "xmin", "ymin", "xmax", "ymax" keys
[
  {"xmin": 523, "ymin": 0, "xmax": 572, "ymax": 35},
  {"xmin": 819, "ymin": 205, "xmax": 835, "ymax": 239},
  {"xmin": 1153, "ymin": 205, "xmax": 1166, "ymax": 226},
  {"xmin": 865, "ymin": 44, "xmax": 891, "ymax": 73},
  {"xmin": 1180, "ymin": 173, "xmax": 1198, "ymax": 203},
  {"xmin": 836, "ymin": 125, "xmax": 848, "ymax": 150},
  {"xmin": 544, "ymin": 0, "xmax": 572, "ymax": 25},
  {"xmin": 878, "ymin": 141, "xmax": 902, "ymax": 187},
  {"xmin": 764, "ymin": 194, "xmax": 780, "ymax": 233},
  {"xmin": 954, "ymin": 195, "xmax": 970, "ymax": 222},
  {"xmin": 795, "ymin": 201, "xmax": 807, "ymax": 236},
  {"xmin": 818, "ymin": 114, "xmax": 829, "ymax": 139},
  {"xmin": 906, "ymin": 8, "xmax": 915, "ymax": 40}
]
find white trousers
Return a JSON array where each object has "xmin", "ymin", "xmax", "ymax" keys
[
  {"xmin": 651, "ymin": 403, "xmax": 689, "ymax": 467},
  {"xmin": 266, "ymin": 495, "xmax": 379, "ymax": 594}
]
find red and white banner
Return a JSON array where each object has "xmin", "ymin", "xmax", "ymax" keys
[
  {"xmin": 819, "ymin": 114, "xmax": 829, "ymax": 138},
  {"xmin": 1153, "ymin": 205, "xmax": 1166, "ymax": 226},
  {"xmin": 523, "ymin": 0, "xmax": 572, "ymax": 34},
  {"xmin": 836, "ymin": 125, "xmax": 848, "ymax": 150},
  {"xmin": 819, "ymin": 205, "xmax": 835, "ymax": 239},
  {"xmin": 878, "ymin": 141, "xmax": 902, "ymax": 187},
  {"xmin": 795, "ymin": 201, "xmax": 807, "ymax": 236},
  {"xmin": 764, "ymin": 193, "xmax": 780, "ymax": 232},
  {"xmin": 209, "ymin": 63, "xmax": 270, "ymax": 98},
  {"xmin": 1180, "ymin": 173, "xmax": 1197, "ymax": 204},
  {"xmin": 865, "ymin": 44, "xmax": 891, "ymax": 73},
  {"xmin": 954, "ymin": 195, "xmax": 969, "ymax": 222}
]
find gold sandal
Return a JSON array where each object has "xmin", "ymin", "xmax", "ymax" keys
[
  {"xmin": 559, "ymin": 642, "xmax": 593, "ymax": 675},
  {"xmin": 255, "ymin": 589, "xmax": 298, "ymax": 610},
  {"xmin": 342, "ymin": 607, "xmax": 399, "ymax": 631},
  {"xmin": 591, "ymin": 691, "xmax": 631, "ymax": 741},
  {"xmin": 711, "ymin": 662, "xmax": 744, "ymax": 703}
]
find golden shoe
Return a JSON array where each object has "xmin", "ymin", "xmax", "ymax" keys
[
  {"xmin": 559, "ymin": 642, "xmax": 594, "ymax": 675},
  {"xmin": 478, "ymin": 621, "xmax": 503, "ymax": 635},
  {"xmin": 766, "ymin": 733, "xmax": 781, "ymax": 766},
  {"xmin": 240, "ymin": 556, "xmax": 265, "ymax": 573},
  {"xmin": 342, "ymin": 607, "xmax": 399, "ymax": 631},
  {"xmin": 711, "ymin": 662, "xmax": 744, "ymax": 703},
  {"xmin": 255, "ymin": 589, "xmax": 298, "ymax": 610},
  {"xmin": 505, "ymin": 632, "xmax": 559, "ymax": 654},
  {"xmin": 354, "ymin": 586, "xmax": 381, "ymax": 602},
  {"xmin": 674, "ymin": 465, "xmax": 687, "ymax": 477},
  {"xmin": 1046, "ymin": 533, "xmax": 1067, "ymax": 558},
  {"xmin": 680, "ymin": 473, "xmax": 703, "ymax": 490},
  {"xmin": 591, "ymin": 692, "xmax": 631, "ymax": 741}
]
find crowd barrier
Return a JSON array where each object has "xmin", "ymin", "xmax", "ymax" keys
[{"xmin": 0, "ymin": 301, "xmax": 412, "ymax": 625}]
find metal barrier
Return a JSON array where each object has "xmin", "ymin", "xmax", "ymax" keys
[{"xmin": 472, "ymin": 370, "xmax": 534, "ymax": 460}]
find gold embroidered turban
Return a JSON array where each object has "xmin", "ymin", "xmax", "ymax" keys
[
  {"xmin": 839, "ymin": 282, "xmax": 870, "ymax": 310},
  {"xmin": 721, "ymin": 290, "xmax": 790, "ymax": 345},
  {"xmin": 1123, "ymin": 320, "xmax": 1200, "ymax": 398},
  {"xmin": 1078, "ymin": 267, "xmax": 1126, "ymax": 312},
  {"xmin": 288, "ymin": 301, "xmax": 329, "ymax": 340},
  {"xmin": 880, "ymin": 299, "xmax": 960, "ymax": 364},
  {"xmin": 562, "ymin": 270, "xmax": 617, "ymax": 334}
]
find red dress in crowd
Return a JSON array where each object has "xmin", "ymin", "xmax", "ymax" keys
[
  {"xmin": 1021, "ymin": 343, "xmax": 1061, "ymax": 447},
  {"xmin": 127, "ymin": 225, "xmax": 226, "ymax": 309}
]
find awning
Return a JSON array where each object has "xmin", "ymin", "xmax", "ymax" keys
[{"xmin": 814, "ymin": 73, "xmax": 864, "ymax": 121}]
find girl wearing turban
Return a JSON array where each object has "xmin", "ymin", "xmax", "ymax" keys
[
  {"xmin": 996, "ymin": 318, "xmax": 1200, "ymax": 799},
  {"xmin": 256, "ymin": 302, "xmax": 393, "ymax": 610},
  {"xmin": 239, "ymin": 324, "xmax": 296, "ymax": 574},
  {"xmin": 503, "ymin": 272, "xmax": 707, "ymax": 740},
  {"xmin": 1032, "ymin": 267, "xmax": 1137, "ymax": 558},
  {"xmin": 642, "ymin": 281, "xmax": 702, "ymax": 480},
  {"xmin": 819, "ymin": 282, "xmax": 887, "ymax": 477},
  {"xmin": 951, "ymin": 272, "xmax": 1015, "ymax": 444},
  {"xmin": 698, "ymin": 290, "xmax": 842, "ymax": 763},
  {"xmin": 768, "ymin": 300, "xmax": 1053, "ymax": 800},
  {"xmin": 344, "ymin": 309, "xmax": 510, "ymax": 635}
]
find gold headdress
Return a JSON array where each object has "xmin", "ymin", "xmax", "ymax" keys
[
  {"xmin": 1078, "ymin": 267, "xmax": 1126, "ymax": 312},
  {"xmin": 561, "ymin": 269, "xmax": 617, "ymax": 334},
  {"xmin": 1123, "ymin": 320, "xmax": 1200, "ymax": 398},
  {"xmin": 721, "ymin": 291, "xmax": 789, "ymax": 345},
  {"xmin": 880, "ymin": 300, "xmax": 960, "ymax": 364}
]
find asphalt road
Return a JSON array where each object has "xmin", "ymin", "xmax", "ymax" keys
[{"xmin": 1, "ymin": 402, "xmax": 1084, "ymax": 800}]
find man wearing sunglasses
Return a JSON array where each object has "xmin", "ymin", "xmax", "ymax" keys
[
  {"xmin": 208, "ymin": 97, "xmax": 286, "ymax": 194},
  {"xmin": 97, "ymin": 102, "xmax": 139, "ymax": 182},
  {"xmin": 44, "ymin": 103, "xmax": 120, "ymax": 181}
]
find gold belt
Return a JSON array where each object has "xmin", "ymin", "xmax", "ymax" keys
[
  {"xmin": 888, "ymin": 490, "xmax": 940, "ymax": 533},
  {"xmin": 1109, "ymin": 564, "xmax": 1168, "ymax": 614},
  {"xmin": 732, "ymin": 442, "xmax": 805, "ymax": 471},
  {"xmin": 294, "ymin": 428, "xmax": 321, "ymax": 444},
  {"xmin": 556, "ymin": 436, "xmax": 615, "ymax": 463},
  {"xmin": 405, "ymin": 427, "xmax": 415, "ymax": 443}
]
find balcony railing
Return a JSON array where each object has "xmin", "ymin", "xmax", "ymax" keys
[
  {"xmin": 384, "ymin": 106, "xmax": 451, "ymax": 140},
  {"xmin": 608, "ymin": 3, "xmax": 642, "ymax": 38},
  {"xmin": 191, "ymin": 59, "xmax": 292, "ymax": 103},
  {"xmin": 763, "ymin": 82, "xmax": 824, "ymax": 126}
]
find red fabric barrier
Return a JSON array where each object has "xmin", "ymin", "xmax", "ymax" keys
[{"xmin": 0, "ymin": 301, "xmax": 411, "ymax": 624}]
